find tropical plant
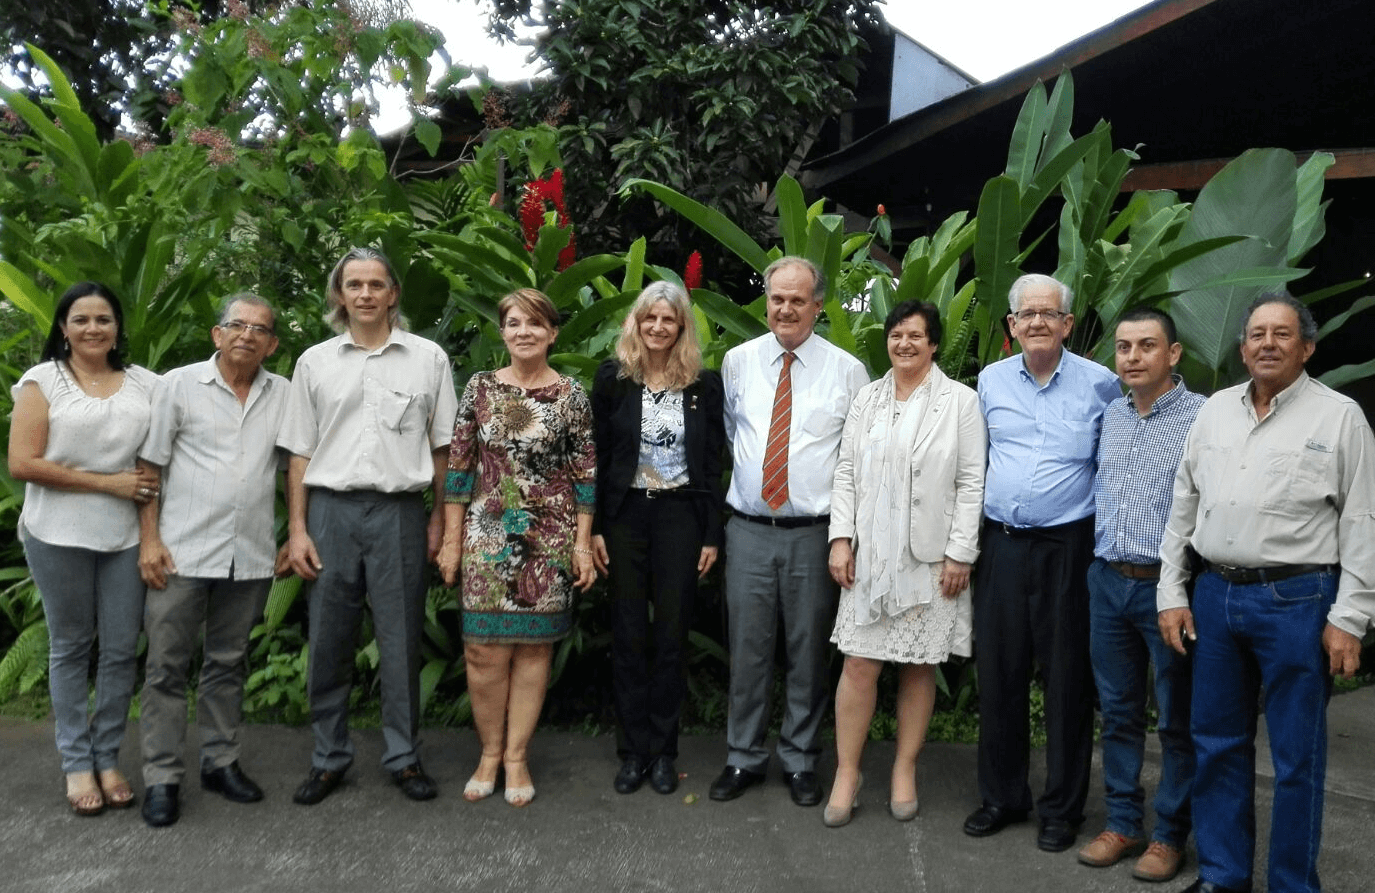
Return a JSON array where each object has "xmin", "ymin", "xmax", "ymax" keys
[{"xmin": 484, "ymin": 0, "xmax": 882, "ymax": 285}]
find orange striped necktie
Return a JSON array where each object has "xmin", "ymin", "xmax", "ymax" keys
[{"xmin": 761, "ymin": 351, "xmax": 796, "ymax": 510}]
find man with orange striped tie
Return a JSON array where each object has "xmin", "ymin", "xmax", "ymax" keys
[{"xmin": 709, "ymin": 256, "xmax": 868, "ymax": 807}]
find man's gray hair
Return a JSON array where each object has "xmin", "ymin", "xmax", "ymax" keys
[
  {"xmin": 1239, "ymin": 292, "xmax": 1318, "ymax": 343},
  {"xmin": 763, "ymin": 256, "xmax": 825, "ymax": 304},
  {"xmin": 1008, "ymin": 273, "xmax": 1073, "ymax": 314},
  {"xmin": 218, "ymin": 292, "xmax": 276, "ymax": 330}
]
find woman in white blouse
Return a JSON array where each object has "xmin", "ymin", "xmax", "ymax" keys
[
  {"xmin": 8, "ymin": 282, "xmax": 160, "ymax": 816},
  {"xmin": 823, "ymin": 300, "xmax": 986, "ymax": 827}
]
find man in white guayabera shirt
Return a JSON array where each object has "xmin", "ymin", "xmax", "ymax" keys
[{"xmin": 137, "ymin": 293, "xmax": 288, "ymax": 828}]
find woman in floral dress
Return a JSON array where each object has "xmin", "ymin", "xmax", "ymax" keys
[{"xmin": 438, "ymin": 288, "xmax": 596, "ymax": 808}]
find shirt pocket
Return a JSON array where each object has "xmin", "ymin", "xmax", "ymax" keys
[
  {"xmin": 1049, "ymin": 418, "xmax": 1097, "ymax": 463},
  {"xmin": 1259, "ymin": 445, "xmax": 1332, "ymax": 517},
  {"xmin": 378, "ymin": 388, "xmax": 433, "ymax": 434},
  {"xmin": 802, "ymin": 394, "xmax": 848, "ymax": 440}
]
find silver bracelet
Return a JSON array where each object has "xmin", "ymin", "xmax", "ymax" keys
[{"xmin": 573, "ymin": 547, "xmax": 593, "ymax": 556}]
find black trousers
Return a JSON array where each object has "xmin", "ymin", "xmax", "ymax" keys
[
  {"xmin": 973, "ymin": 517, "xmax": 1095, "ymax": 823},
  {"xmin": 604, "ymin": 490, "xmax": 705, "ymax": 760}
]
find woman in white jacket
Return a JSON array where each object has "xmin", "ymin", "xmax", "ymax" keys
[{"xmin": 823, "ymin": 300, "xmax": 986, "ymax": 827}]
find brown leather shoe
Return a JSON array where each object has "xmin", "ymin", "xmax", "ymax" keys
[
  {"xmin": 1077, "ymin": 829, "xmax": 1143, "ymax": 867},
  {"xmin": 1132, "ymin": 840, "xmax": 1185, "ymax": 882}
]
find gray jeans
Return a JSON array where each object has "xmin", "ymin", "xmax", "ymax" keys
[
  {"xmin": 23, "ymin": 536, "xmax": 145, "ymax": 774},
  {"xmin": 141, "ymin": 574, "xmax": 273, "ymax": 786}
]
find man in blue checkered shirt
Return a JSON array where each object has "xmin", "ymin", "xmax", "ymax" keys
[{"xmin": 1077, "ymin": 308, "xmax": 1204, "ymax": 882}]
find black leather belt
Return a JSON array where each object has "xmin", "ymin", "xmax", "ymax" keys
[
  {"xmin": 986, "ymin": 517, "xmax": 1092, "ymax": 539},
  {"xmin": 1108, "ymin": 561, "xmax": 1161, "ymax": 580},
  {"xmin": 1205, "ymin": 562, "xmax": 1335, "ymax": 585},
  {"xmin": 630, "ymin": 487, "xmax": 698, "ymax": 500},
  {"xmin": 734, "ymin": 512, "xmax": 830, "ymax": 529}
]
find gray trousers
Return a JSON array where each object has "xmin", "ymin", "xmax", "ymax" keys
[
  {"xmin": 306, "ymin": 489, "xmax": 428, "ymax": 772},
  {"xmin": 723, "ymin": 517, "xmax": 837, "ymax": 774},
  {"xmin": 140, "ymin": 574, "xmax": 272, "ymax": 786},
  {"xmin": 23, "ymin": 536, "xmax": 144, "ymax": 774}
]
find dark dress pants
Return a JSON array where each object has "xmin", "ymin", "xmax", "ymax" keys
[
  {"xmin": 973, "ymin": 517, "xmax": 1095, "ymax": 823},
  {"xmin": 605, "ymin": 490, "xmax": 704, "ymax": 760},
  {"xmin": 305, "ymin": 489, "xmax": 428, "ymax": 773}
]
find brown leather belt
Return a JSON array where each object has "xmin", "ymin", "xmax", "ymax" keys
[
  {"xmin": 1108, "ymin": 561, "xmax": 1161, "ymax": 580},
  {"xmin": 1205, "ymin": 562, "xmax": 1335, "ymax": 585}
]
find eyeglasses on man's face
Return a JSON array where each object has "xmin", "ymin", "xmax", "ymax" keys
[
  {"xmin": 1010, "ymin": 308, "xmax": 1067, "ymax": 323},
  {"xmin": 219, "ymin": 320, "xmax": 275, "ymax": 337}
]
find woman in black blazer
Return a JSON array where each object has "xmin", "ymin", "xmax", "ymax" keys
[{"xmin": 592, "ymin": 280, "xmax": 725, "ymax": 795}]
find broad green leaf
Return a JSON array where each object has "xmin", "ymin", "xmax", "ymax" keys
[
  {"xmin": 545, "ymin": 255, "xmax": 628, "ymax": 305},
  {"xmin": 691, "ymin": 288, "xmax": 768, "ymax": 341},
  {"xmin": 412, "ymin": 118, "xmax": 442, "ymax": 157},
  {"xmin": 775, "ymin": 175, "xmax": 808, "ymax": 257},
  {"xmin": 620, "ymin": 178, "xmax": 770, "ymax": 271}
]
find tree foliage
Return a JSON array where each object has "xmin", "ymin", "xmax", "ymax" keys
[
  {"xmin": 1, "ymin": 0, "xmax": 422, "ymax": 141},
  {"xmin": 486, "ymin": 0, "xmax": 881, "ymax": 283}
]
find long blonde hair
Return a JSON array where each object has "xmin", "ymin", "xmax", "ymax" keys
[{"xmin": 615, "ymin": 281, "xmax": 702, "ymax": 391}]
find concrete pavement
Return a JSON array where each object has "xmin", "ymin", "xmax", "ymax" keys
[{"xmin": 2, "ymin": 685, "xmax": 1372, "ymax": 893}]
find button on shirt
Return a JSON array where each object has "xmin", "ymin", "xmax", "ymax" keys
[
  {"xmin": 140, "ymin": 355, "xmax": 288, "ymax": 579},
  {"xmin": 723, "ymin": 331, "xmax": 868, "ymax": 517},
  {"xmin": 979, "ymin": 350, "xmax": 1121, "ymax": 527},
  {"xmin": 1093, "ymin": 379, "xmax": 1206, "ymax": 564},
  {"xmin": 277, "ymin": 328, "xmax": 459, "ymax": 493},
  {"xmin": 1157, "ymin": 371, "xmax": 1375, "ymax": 637}
]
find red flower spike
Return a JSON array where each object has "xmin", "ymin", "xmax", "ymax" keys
[
  {"xmin": 557, "ymin": 232, "xmax": 577, "ymax": 272},
  {"xmin": 519, "ymin": 184, "xmax": 544, "ymax": 250},
  {"xmin": 683, "ymin": 251, "xmax": 703, "ymax": 291}
]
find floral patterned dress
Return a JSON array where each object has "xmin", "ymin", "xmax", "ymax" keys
[{"xmin": 446, "ymin": 372, "xmax": 596, "ymax": 643}]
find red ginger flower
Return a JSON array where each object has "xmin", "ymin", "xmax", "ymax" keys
[{"xmin": 683, "ymin": 251, "xmax": 703, "ymax": 291}]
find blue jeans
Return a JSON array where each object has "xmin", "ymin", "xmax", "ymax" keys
[
  {"xmin": 1087, "ymin": 559, "xmax": 1193, "ymax": 845},
  {"xmin": 23, "ymin": 536, "xmax": 145, "ymax": 774},
  {"xmin": 1191, "ymin": 569, "xmax": 1335, "ymax": 893}
]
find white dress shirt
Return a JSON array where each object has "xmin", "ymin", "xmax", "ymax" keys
[
  {"xmin": 723, "ymin": 331, "xmax": 868, "ymax": 517},
  {"xmin": 277, "ymin": 328, "xmax": 459, "ymax": 493},
  {"xmin": 140, "ymin": 355, "xmax": 288, "ymax": 579}
]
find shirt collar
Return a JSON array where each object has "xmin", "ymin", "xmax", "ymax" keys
[
  {"xmin": 1017, "ymin": 348, "xmax": 1067, "ymax": 386},
  {"xmin": 768, "ymin": 332, "xmax": 818, "ymax": 366},
  {"xmin": 201, "ymin": 352, "xmax": 272, "ymax": 393},
  {"xmin": 1243, "ymin": 369, "xmax": 1309, "ymax": 413},
  {"xmin": 1130, "ymin": 374, "xmax": 1186, "ymax": 417},
  {"xmin": 338, "ymin": 327, "xmax": 406, "ymax": 355}
]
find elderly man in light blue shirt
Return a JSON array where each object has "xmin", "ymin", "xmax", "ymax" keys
[
  {"xmin": 136, "ymin": 293, "xmax": 288, "ymax": 827},
  {"xmin": 963, "ymin": 274, "xmax": 1120, "ymax": 853}
]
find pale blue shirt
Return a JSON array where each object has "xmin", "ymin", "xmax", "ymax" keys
[{"xmin": 978, "ymin": 349, "xmax": 1120, "ymax": 528}]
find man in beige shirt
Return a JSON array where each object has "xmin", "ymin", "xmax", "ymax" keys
[
  {"xmin": 278, "ymin": 247, "xmax": 458, "ymax": 805},
  {"xmin": 1157, "ymin": 293, "xmax": 1375, "ymax": 893}
]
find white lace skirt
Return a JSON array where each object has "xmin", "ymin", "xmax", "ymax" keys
[{"xmin": 830, "ymin": 561, "xmax": 973, "ymax": 664}]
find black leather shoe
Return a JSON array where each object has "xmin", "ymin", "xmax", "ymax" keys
[
  {"xmin": 141, "ymin": 783, "xmax": 180, "ymax": 828},
  {"xmin": 292, "ymin": 768, "xmax": 346, "ymax": 805},
  {"xmin": 708, "ymin": 765, "xmax": 764, "ymax": 801},
  {"xmin": 391, "ymin": 763, "xmax": 438, "ymax": 801},
  {"xmin": 1176, "ymin": 880, "xmax": 1252, "ymax": 893},
  {"xmin": 963, "ymin": 804, "xmax": 1030, "ymax": 837},
  {"xmin": 201, "ymin": 762, "xmax": 264, "ymax": 803},
  {"xmin": 648, "ymin": 756, "xmax": 678, "ymax": 795},
  {"xmin": 614, "ymin": 758, "xmax": 647, "ymax": 794},
  {"xmin": 786, "ymin": 771, "xmax": 822, "ymax": 807},
  {"xmin": 1037, "ymin": 817, "xmax": 1080, "ymax": 852}
]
